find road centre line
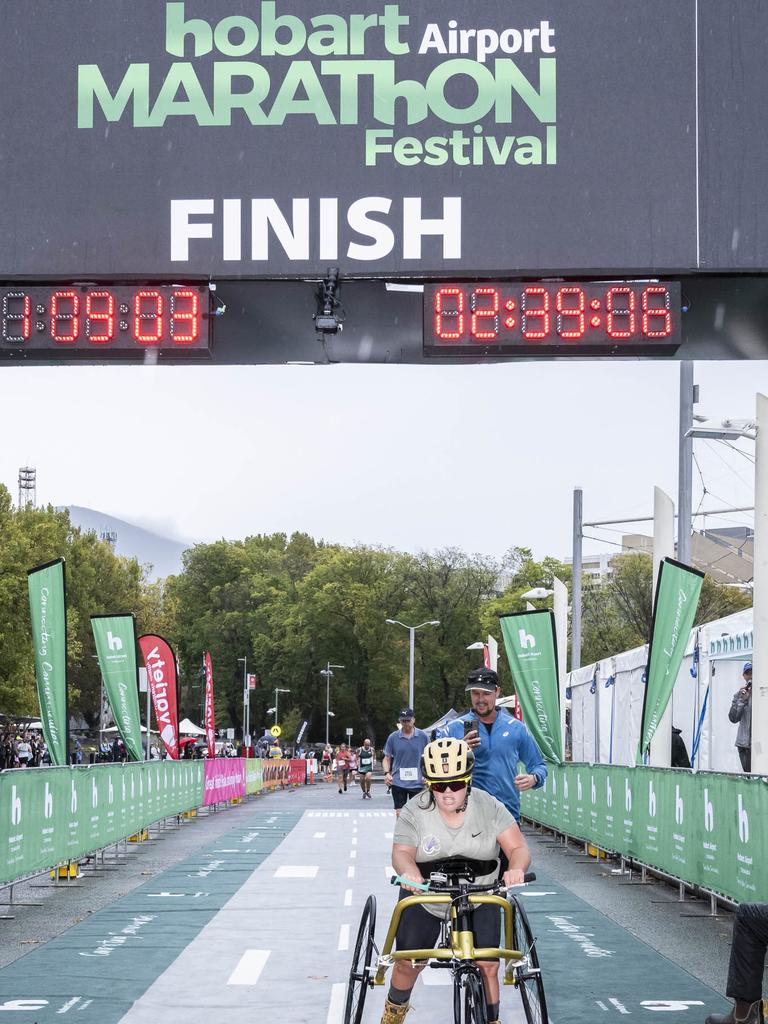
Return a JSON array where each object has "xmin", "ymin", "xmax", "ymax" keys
[
  {"xmin": 327, "ymin": 982, "xmax": 346, "ymax": 1024},
  {"xmin": 313, "ymin": 832, "xmax": 326, "ymax": 838},
  {"xmin": 344, "ymin": 889, "xmax": 352, "ymax": 906},
  {"xmin": 350, "ymin": 850, "xmax": 357, "ymax": 858},
  {"xmin": 227, "ymin": 949, "xmax": 270, "ymax": 986},
  {"xmin": 348, "ymin": 865, "xmax": 355, "ymax": 878},
  {"xmin": 338, "ymin": 924, "xmax": 350, "ymax": 951}
]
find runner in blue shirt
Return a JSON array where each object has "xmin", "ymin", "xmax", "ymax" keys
[
  {"xmin": 439, "ymin": 667, "xmax": 546, "ymax": 827},
  {"xmin": 382, "ymin": 708, "xmax": 429, "ymax": 817}
]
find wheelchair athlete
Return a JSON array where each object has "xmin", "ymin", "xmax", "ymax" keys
[{"xmin": 383, "ymin": 737, "xmax": 531, "ymax": 1024}]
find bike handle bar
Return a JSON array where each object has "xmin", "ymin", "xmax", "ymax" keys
[{"xmin": 390, "ymin": 871, "xmax": 536, "ymax": 892}]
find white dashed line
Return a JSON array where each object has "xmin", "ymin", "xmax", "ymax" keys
[
  {"xmin": 338, "ymin": 924, "xmax": 350, "ymax": 951},
  {"xmin": 352, "ymin": 837, "xmax": 357, "ymax": 845},
  {"xmin": 273, "ymin": 866, "xmax": 319, "ymax": 878},
  {"xmin": 313, "ymin": 832, "xmax": 327, "ymax": 838},
  {"xmin": 327, "ymin": 982, "xmax": 346, "ymax": 1024},
  {"xmin": 344, "ymin": 889, "xmax": 353, "ymax": 906},
  {"xmin": 348, "ymin": 865, "xmax": 355, "ymax": 878},
  {"xmin": 227, "ymin": 950, "xmax": 270, "ymax": 985},
  {"xmin": 350, "ymin": 850, "xmax": 357, "ymax": 859}
]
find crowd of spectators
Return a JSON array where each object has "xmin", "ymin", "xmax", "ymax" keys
[{"xmin": 0, "ymin": 726, "xmax": 49, "ymax": 769}]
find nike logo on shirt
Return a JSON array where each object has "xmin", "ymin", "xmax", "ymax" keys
[{"xmin": 471, "ymin": 831, "xmax": 483, "ymax": 837}]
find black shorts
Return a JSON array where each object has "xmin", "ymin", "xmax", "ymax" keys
[
  {"xmin": 395, "ymin": 894, "xmax": 501, "ymax": 960},
  {"xmin": 391, "ymin": 784, "xmax": 421, "ymax": 810}
]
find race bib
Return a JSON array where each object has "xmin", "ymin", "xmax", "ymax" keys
[{"xmin": 399, "ymin": 767, "xmax": 418, "ymax": 782}]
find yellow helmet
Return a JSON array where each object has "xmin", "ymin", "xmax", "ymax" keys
[{"xmin": 421, "ymin": 738, "xmax": 474, "ymax": 783}]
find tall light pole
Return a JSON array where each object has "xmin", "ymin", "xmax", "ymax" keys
[
  {"xmin": 237, "ymin": 656, "xmax": 249, "ymax": 747},
  {"xmin": 385, "ymin": 619, "xmax": 440, "ymax": 710},
  {"xmin": 319, "ymin": 663, "xmax": 344, "ymax": 745},
  {"xmin": 274, "ymin": 687, "xmax": 290, "ymax": 727}
]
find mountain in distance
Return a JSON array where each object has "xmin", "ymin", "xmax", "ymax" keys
[{"xmin": 65, "ymin": 505, "xmax": 190, "ymax": 580}]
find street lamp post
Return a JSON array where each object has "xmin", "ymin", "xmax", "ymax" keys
[
  {"xmin": 385, "ymin": 619, "xmax": 440, "ymax": 710},
  {"xmin": 274, "ymin": 687, "xmax": 290, "ymax": 727},
  {"xmin": 319, "ymin": 663, "xmax": 344, "ymax": 745},
  {"xmin": 237, "ymin": 656, "xmax": 249, "ymax": 748}
]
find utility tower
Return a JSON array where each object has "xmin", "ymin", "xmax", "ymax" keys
[{"xmin": 18, "ymin": 466, "xmax": 36, "ymax": 508}]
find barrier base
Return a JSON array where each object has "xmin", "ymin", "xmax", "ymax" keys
[
  {"xmin": 50, "ymin": 862, "xmax": 80, "ymax": 880},
  {"xmin": 128, "ymin": 829, "xmax": 149, "ymax": 843}
]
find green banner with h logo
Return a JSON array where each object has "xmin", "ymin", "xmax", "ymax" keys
[{"xmin": 499, "ymin": 609, "xmax": 563, "ymax": 763}]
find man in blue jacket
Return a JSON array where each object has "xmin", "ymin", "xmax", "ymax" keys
[{"xmin": 440, "ymin": 667, "xmax": 547, "ymax": 825}]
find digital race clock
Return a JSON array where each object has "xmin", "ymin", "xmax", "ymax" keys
[
  {"xmin": 423, "ymin": 281, "xmax": 682, "ymax": 356},
  {"xmin": 1, "ymin": 284, "xmax": 211, "ymax": 359}
]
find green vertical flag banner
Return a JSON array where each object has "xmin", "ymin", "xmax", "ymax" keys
[
  {"xmin": 499, "ymin": 609, "xmax": 563, "ymax": 764},
  {"xmin": 27, "ymin": 558, "xmax": 68, "ymax": 766},
  {"xmin": 638, "ymin": 558, "xmax": 705, "ymax": 760},
  {"xmin": 91, "ymin": 614, "xmax": 143, "ymax": 762}
]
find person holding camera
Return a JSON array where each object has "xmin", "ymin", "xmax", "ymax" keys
[{"xmin": 729, "ymin": 662, "xmax": 753, "ymax": 773}]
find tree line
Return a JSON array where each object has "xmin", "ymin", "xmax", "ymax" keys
[{"xmin": 0, "ymin": 486, "xmax": 751, "ymax": 747}]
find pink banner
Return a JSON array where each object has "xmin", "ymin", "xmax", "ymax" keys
[
  {"xmin": 203, "ymin": 651, "xmax": 216, "ymax": 758},
  {"xmin": 204, "ymin": 758, "xmax": 246, "ymax": 805},
  {"xmin": 288, "ymin": 759, "xmax": 305, "ymax": 785},
  {"xmin": 138, "ymin": 634, "xmax": 180, "ymax": 759}
]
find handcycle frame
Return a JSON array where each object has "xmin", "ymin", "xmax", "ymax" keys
[{"xmin": 373, "ymin": 889, "xmax": 524, "ymax": 986}]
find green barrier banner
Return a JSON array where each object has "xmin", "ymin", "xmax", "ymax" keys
[
  {"xmin": 246, "ymin": 758, "xmax": 263, "ymax": 795},
  {"xmin": 92, "ymin": 614, "xmax": 143, "ymax": 762},
  {"xmin": 499, "ymin": 609, "xmax": 563, "ymax": 763},
  {"xmin": 639, "ymin": 559, "xmax": 704, "ymax": 759},
  {"xmin": 27, "ymin": 558, "xmax": 69, "ymax": 766},
  {"xmin": 1, "ymin": 762, "xmax": 204, "ymax": 886},
  {"xmin": 523, "ymin": 765, "xmax": 768, "ymax": 902}
]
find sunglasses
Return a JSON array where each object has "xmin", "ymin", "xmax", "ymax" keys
[{"xmin": 428, "ymin": 778, "xmax": 469, "ymax": 793}]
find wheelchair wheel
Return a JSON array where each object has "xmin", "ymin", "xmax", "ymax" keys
[
  {"xmin": 453, "ymin": 966, "xmax": 488, "ymax": 1024},
  {"xmin": 511, "ymin": 898, "xmax": 549, "ymax": 1024},
  {"xmin": 344, "ymin": 894, "xmax": 377, "ymax": 1024}
]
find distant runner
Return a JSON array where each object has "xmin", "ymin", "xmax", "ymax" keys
[{"xmin": 358, "ymin": 738, "xmax": 375, "ymax": 799}]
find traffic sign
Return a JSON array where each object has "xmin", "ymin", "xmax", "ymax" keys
[
  {"xmin": 345, "ymin": 728, "xmax": 353, "ymax": 737},
  {"xmin": 270, "ymin": 725, "xmax": 282, "ymax": 738}
]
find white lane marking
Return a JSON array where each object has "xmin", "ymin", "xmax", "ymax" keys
[
  {"xmin": 338, "ymin": 924, "xmax": 350, "ymax": 951},
  {"xmin": 228, "ymin": 950, "xmax": 270, "ymax": 986},
  {"xmin": 327, "ymin": 983, "xmax": 346, "ymax": 1024},
  {"xmin": 348, "ymin": 865, "xmax": 355, "ymax": 878},
  {"xmin": 520, "ymin": 891, "xmax": 557, "ymax": 897},
  {"xmin": 609, "ymin": 997, "xmax": 630, "ymax": 1014},
  {"xmin": 596, "ymin": 1001, "xmax": 609, "ymax": 1011},
  {"xmin": 274, "ymin": 866, "xmax": 319, "ymax": 878},
  {"xmin": 352, "ymin": 837, "xmax": 357, "ymax": 845},
  {"xmin": 57, "ymin": 997, "xmax": 82, "ymax": 1014},
  {"xmin": 313, "ymin": 832, "xmax": 327, "ymax": 838},
  {"xmin": 350, "ymin": 850, "xmax": 357, "ymax": 859},
  {"xmin": 344, "ymin": 889, "xmax": 353, "ymax": 906}
]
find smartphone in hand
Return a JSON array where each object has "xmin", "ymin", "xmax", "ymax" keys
[{"xmin": 463, "ymin": 718, "xmax": 476, "ymax": 739}]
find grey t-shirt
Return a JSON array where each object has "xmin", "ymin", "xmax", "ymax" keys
[{"xmin": 393, "ymin": 787, "xmax": 516, "ymax": 917}]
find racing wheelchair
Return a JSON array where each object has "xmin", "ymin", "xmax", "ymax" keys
[{"xmin": 344, "ymin": 857, "xmax": 548, "ymax": 1024}]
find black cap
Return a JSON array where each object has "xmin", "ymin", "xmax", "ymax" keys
[
  {"xmin": 398, "ymin": 707, "xmax": 415, "ymax": 720},
  {"xmin": 465, "ymin": 667, "xmax": 499, "ymax": 692}
]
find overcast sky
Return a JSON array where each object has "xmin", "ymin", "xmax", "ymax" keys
[{"xmin": 0, "ymin": 360, "xmax": 762, "ymax": 565}]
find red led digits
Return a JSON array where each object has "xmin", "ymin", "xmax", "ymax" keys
[
  {"xmin": 50, "ymin": 291, "xmax": 80, "ymax": 343},
  {"xmin": 641, "ymin": 286, "xmax": 672, "ymax": 338},
  {"xmin": 521, "ymin": 287, "xmax": 550, "ymax": 339},
  {"xmin": 170, "ymin": 290, "xmax": 200, "ymax": 344},
  {"xmin": 470, "ymin": 287, "xmax": 499, "ymax": 341},
  {"xmin": 134, "ymin": 290, "xmax": 164, "ymax": 344},
  {"xmin": 556, "ymin": 287, "xmax": 586, "ymax": 339},
  {"xmin": 2, "ymin": 292, "xmax": 31, "ymax": 342},
  {"xmin": 434, "ymin": 287, "xmax": 465, "ymax": 340},
  {"xmin": 85, "ymin": 291, "xmax": 115, "ymax": 343},
  {"xmin": 606, "ymin": 287, "xmax": 636, "ymax": 339}
]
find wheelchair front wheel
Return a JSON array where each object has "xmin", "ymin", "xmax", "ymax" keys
[
  {"xmin": 511, "ymin": 898, "xmax": 549, "ymax": 1024},
  {"xmin": 344, "ymin": 894, "xmax": 377, "ymax": 1024}
]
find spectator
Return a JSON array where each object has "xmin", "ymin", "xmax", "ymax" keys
[
  {"xmin": 671, "ymin": 727, "xmax": 691, "ymax": 768},
  {"xmin": 705, "ymin": 902, "xmax": 768, "ymax": 1024},
  {"xmin": 17, "ymin": 733, "xmax": 32, "ymax": 767},
  {"xmin": 729, "ymin": 662, "xmax": 753, "ymax": 772}
]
